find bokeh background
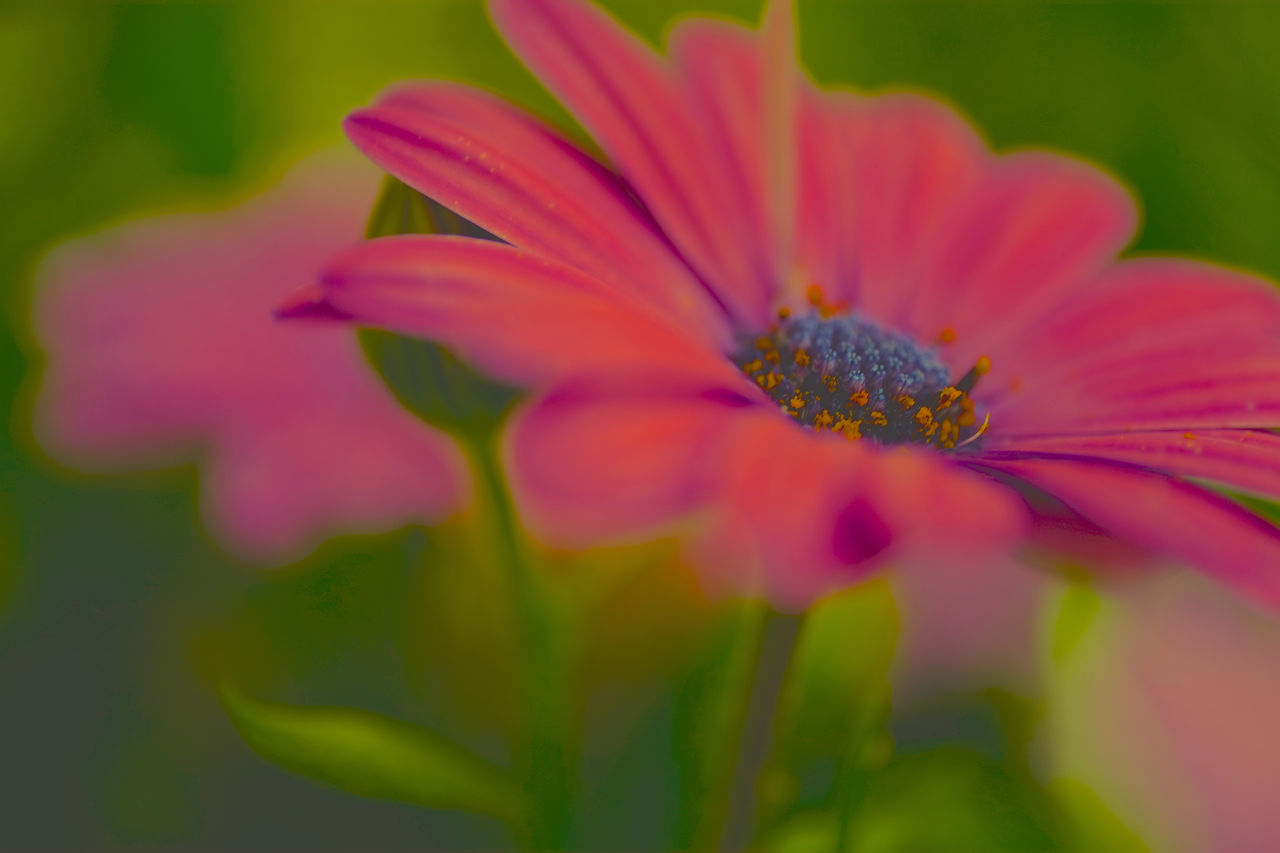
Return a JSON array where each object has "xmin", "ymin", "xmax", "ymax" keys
[{"xmin": 4, "ymin": 1, "xmax": 1280, "ymax": 849}]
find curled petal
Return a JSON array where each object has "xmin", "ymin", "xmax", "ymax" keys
[{"xmin": 691, "ymin": 414, "xmax": 1026, "ymax": 609}]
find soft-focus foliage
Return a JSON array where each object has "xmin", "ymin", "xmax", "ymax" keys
[
  {"xmin": 220, "ymin": 683, "xmax": 522, "ymax": 822},
  {"xmin": 4, "ymin": 1, "xmax": 1280, "ymax": 849}
]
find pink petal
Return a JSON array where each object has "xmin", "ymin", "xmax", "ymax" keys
[
  {"xmin": 206, "ymin": 407, "xmax": 466, "ymax": 564},
  {"xmin": 509, "ymin": 373, "xmax": 1025, "ymax": 611},
  {"xmin": 979, "ymin": 260, "xmax": 1280, "ymax": 433},
  {"xmin": 977, "ymin": 456, "xmax": 1280, "ymax": 610},
  {"xmin": 488, "ymin": 0, "xmax": 777, "ymax": 324},
  {"xmin": 343, "ymin": 82, "xmax": 727, "ymax": 341},
  {"xmin": 505, "ymin": 377, "xmax": 754, "ymax": 544},
  {"xmin": 666, "ymin": 18, "xmax": 777, "ymax": 297},
  {"xmin": 904, "ymin": 152, "xmax": 1137, "ymax": 373},
  {"xmin": 991, "ymin": 353, "xmax": 1280, "ymax": 435},
  {"xmin": 804, "ymin": 92, "xmax": 988, "ymax": 323},
  {"xmin": 687, "ymin": 412, "xmax": 891, "ymax": 607},
  {"xmin": 982, "ymin": 430, "xmax": 1280, "ymax": 503},
  {"xmin": 989, "ymin": 259, "xmax": 1280, "ymax": 384},
  {"xmin": 33, "ymin": 151, "xmax": 468, "ymax": 563},
  {"xmin": 891, "ymin": 556, "xmax": 1048, "ymax": 701},
  {"xmin": 794, "ymin": 90, "xmax": 861, "ymax": 306},
  {"xmin": 289, "ymin": 234, "xmax": 746, "ymax": 389},
  {"xmin": 1054, "ymin": 573, "xmax": 1280, "ymax": 853},
  {"xmin": 691, "ymin": 414, "xmax": 1026, "ymax": 609}
]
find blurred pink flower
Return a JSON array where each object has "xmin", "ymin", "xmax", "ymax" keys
[
  {"xmin": 891, "ymin": 558, "xmax": 1048, "ymax": 701},
  {"xmin": 283, "ymin": 0, "xmax": 1280, "ymax": 608},
  {"xmin": 1052, "ymin": 574, "xmax": 1280, "ymax": 853},
  {"xmin": 34, "ymin": 152, "xmax": 468, "ymax": 564}
]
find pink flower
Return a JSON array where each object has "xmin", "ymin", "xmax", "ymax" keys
[
  {"xmin": 891, "ymin": 558, "xmax": 1048, "ymax": 701},
  {"xmin": 1051, "ymin": 573, "xmax": 1280, "ymax": 852},
  {"xmin": 283, "ymin": 0, "xmax": 1280, "ymax": 608},
  {"xmin": 34, "ymin": 152, "xmax": 468, "ymax": 564}
]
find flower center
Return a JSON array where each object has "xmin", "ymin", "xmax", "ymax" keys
[{"xmin": 732, "ymin": 305, "xmax": 990, "ymax": 450}]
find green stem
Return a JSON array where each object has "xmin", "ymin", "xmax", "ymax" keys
[
  {"xmin": 833, "ymin": 682, "xmax": 891, "ymax": 850},
  {"xmin": 718, "ymin": 607, "xmax": 804, "ymax": 851},
  {"xmin": 467, "ymin": 434, "xmax": 573, "ymax": 849}
]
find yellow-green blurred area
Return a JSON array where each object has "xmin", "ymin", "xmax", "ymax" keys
[{"xmin": 4, "ymin": 1, "xmax": 1280, "ymax": 850}]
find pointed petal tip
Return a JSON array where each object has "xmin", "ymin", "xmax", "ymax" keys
[{"xmin": 274, "ymin": 284, "xmax": 352, "ymax": 322}]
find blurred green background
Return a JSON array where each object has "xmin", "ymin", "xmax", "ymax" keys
[{"xmin": 3, "ymin": 0, "xmax": 1280, "ymax": 849}]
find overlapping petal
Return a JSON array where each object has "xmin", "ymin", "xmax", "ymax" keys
[
  {"xmin": 905, "ymin": 153, "xmax": 1138, "ymax": 375},
  {"xmin": 284, "ymin": 234, "xmax": 749, "ymax": 389},
  {"xmin": 982, "ymin": 429, "xmax": 1280, "ymax": 504},
  {"xmin": 691, "ymin": 414, "xmax": 1027, "ymax": 609},
  {"xmin": 981, "ymin": 260, "xmax": 1280, "ymax": 435},
  {"xmin": 976, "ymin": 456, "xmax": 1280, "ymax": 608},
  {"xmin": 489, "ymin": 0, "xmax": 781, "ymax": 324},
  {"xmin": 799, "ymin": 92, "xmax": 988, "ymax": 324},
  {"xmin": 506, "ymin": 376, "xmax": 755, "ymax": 544},
  {"xmin": 343, "ymin": 82, "xmax": 728, "ymax": 340},
  {"xmin": 298, "ymin": 0, "xmax": 1280, "ymax": 612}
]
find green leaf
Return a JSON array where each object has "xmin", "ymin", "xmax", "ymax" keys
[
  {"xmin": 219, "ymin": 683, "xmax": 522, "ymax": 823},
  {"xmin": 764, "ymin": 748, "xmax": 1064, "ymax": 853},
  {"xmin": 364, "ymin": 175, "xmax": 498, "ymax": 243},
  {"xmin": 358, "ymin": 329, "xmax": 522, "ymax": 436},
  {"xmin": 1050, "ymin": 779, "xmax": 1150, "ymax": 853},
  {"xmin": 359, "ymin": 176, "xmax": 521, "ymax": 436},
  {"xmin": 848, "ymin": 748, "xmax": 1063, "ymax": 853}
]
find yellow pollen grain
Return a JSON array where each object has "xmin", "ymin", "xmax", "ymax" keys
[
  {"xmin": 924, "ymin": 421, "xmax": 939, "ymax": 438},
  {"xmin": 834, "ymin": 417, "xmax": 862, "ymax": 440},
  {"xmin": 938, "ymin": 387, "xmax": 962, "ymax": 409},
  {"xmin": 938, "ymin": 327, "xmax": 957, "ymax": 344},
  {"xmin": 870, "ymin": 411, "xmax": 888, "ymax": 427},
  {"xmin": 815, "ymin": 410, "xmax": 834, "ymax": 429},
  {"xmin": 790, "ymin": 392, "xmax": 808, "ymax": 410},
  {"xmin": 957, "ymin": 411, "xmax": 975, "ymax": 428},
  {"xmin": 794, "ymin": 348, "xmax": 811, "ymax": 367},
  {"xmin": 743, "ymin": 359, "xmax": 763, "ymax": 374},
  {"xmin": 915, "ymin": 407, "xmax": 933, "ymax": 427},
  {"xmin": 849, "ymin": 389, "xmax": 870, "ymax": 407},
  {"xmin": 756, "ymin": 336, "xmax": 775, "ymax": 351},
  {"xmin": 763, "ymin": 371, "xmax": 782, "ymax": 389},
  {"xmin": 763, "ymin": 349, "xmax": 780, "ymax": 364},
  {"xmin": 824, "ymin": 376, "xmax": 838, "ymax": 392},
  {"xmin": 896, "ymin": 395, "xmax": 915, "ymax": 410},
  {"xmin": 777, "ymin": 305, "xmax": 791, "ymax": 320}
]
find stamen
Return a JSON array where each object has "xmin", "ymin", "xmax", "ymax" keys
[
  {"xmin": 954, "ymin": 356, "xmax": 991, "ymax": 394},
  {"xmin": 955, "ymin": 413, "xmax": 991, "ymax": 448},
  {"xmin": 732, "ymin": 311, "xmax": 992, "ymax": 450}
]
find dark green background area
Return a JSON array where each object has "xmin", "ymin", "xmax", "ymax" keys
[{"xmin": 1, "ymin": 1, "xmax": 1276, "ymax": 848}]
